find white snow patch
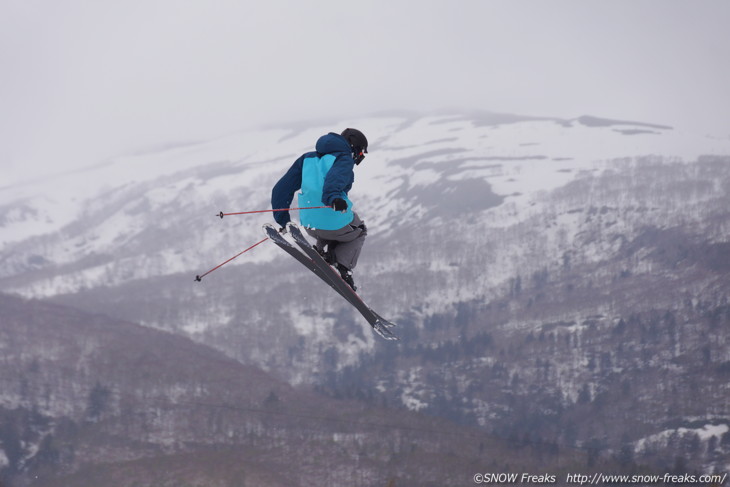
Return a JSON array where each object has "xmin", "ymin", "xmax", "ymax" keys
[
  {"xmin": 635, "ymin": 423, "xmax": 729, "ymax": 453},
  {"xmin": 696, "ymin": 423, "xmax": 729, "ymax": 441},
  {"xmin": 399, "ymin": 368, "xmax": 429, "ymax": 411}
]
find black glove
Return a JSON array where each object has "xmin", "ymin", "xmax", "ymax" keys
[
  {"xmin": 274, "ymin": 213, "xmax": 290, "ymax": 229},
  {"xmin": 332, "ymin": 198, "xmax": 348, "ymax": 212}
]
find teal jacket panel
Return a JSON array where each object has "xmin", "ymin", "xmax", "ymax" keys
[{"xmin": 299, "ymin": 154, "xmax": 354, "ymax": 230}]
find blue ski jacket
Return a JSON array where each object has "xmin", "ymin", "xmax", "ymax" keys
[{"xmin": 271, "ymin": 132, "xmax": 356, "ymax": 230}]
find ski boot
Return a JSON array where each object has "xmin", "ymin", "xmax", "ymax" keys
[
  {"xmin": 313, "ymin": 243, "xmax": 337, "ymax": 265},
  {"xmin": 336, "ymin": 263, "xmax": 357, "ymax": 291}
]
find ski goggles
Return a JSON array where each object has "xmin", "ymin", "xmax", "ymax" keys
[{"xmin": 354, "ymin": 149, "xmax": 367, "ymax": 165}]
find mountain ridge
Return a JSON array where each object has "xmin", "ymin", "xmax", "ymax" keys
[{"xmin": 1, "ymin": 111, "xmax": 729, "ymax": 474}]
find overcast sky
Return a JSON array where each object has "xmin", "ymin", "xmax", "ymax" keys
[{"xmin": 2, "ymin": 0, "xmax": 729, "ymax": 184}]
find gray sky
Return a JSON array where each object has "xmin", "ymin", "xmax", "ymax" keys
[{"xmin": 2, "ymin": 0, "xmax": 729, "ymax": 184}]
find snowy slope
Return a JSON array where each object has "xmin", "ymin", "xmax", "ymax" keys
[
  {"xmin": 2, "ymin": 113, "xmax": 726, "ymax": 291},
  {"xmin": 1, "ymin": 112, "xmax": 728, "ymax": 360},
  {"xmin": 1, "ymin": 112, "xmax": 729, "ymax": 348},
  {"xmin": 3, "ymin": 111, "xmax": 730, "ymax": 472}
]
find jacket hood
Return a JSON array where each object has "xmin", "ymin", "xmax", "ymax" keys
[{"xmin": 316, "ymin": 133, "xmax": 351, "ymax": 155}]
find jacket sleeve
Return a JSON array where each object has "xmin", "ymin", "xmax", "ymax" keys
[
  {"xmin": 321, "ymin": 153, "xmax": 355, "ymax": 206},
  {"xmin": 271, "ymin": 156, "xmax": 304, "ymax": 227}
]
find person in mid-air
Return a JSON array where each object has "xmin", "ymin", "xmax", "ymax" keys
[{"xmin": 271, "ymin": 128, "xmax": 368, "ymax": 291}]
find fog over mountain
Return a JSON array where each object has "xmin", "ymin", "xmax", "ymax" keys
[{"xmin": 3, "ymin": 2, "xmax": 730, "ymax": 185}]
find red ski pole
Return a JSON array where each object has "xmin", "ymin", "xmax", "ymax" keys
[
  {"xmin": 217, "ymin": 206, "xmax": 331, "ymax": 219},
  {"xmin": 195, "ymin": 237, "xmax": 269, "ymax": 282}
]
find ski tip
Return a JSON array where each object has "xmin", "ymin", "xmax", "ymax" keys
[
  {"xmin": 287, "ymin": 222, "xmax": 309, "ymax": 243},
  {"xmin": 373, "ymin": 320, "xmax": 399, "ymax": 341},
  {"xmin": 263, "ymin": 223, "xmax": 282, "ymax": 237},
  {"xmin": 287, "ymin": 222, "xmax": 307, "ymax": 233}
]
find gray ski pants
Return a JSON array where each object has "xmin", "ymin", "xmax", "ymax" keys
[{"xmin": 305, "ymin": 212, "xmax": 367, "ymax": 270}]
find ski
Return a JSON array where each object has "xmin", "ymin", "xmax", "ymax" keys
[
  {"xmin": 264, "ymin": 223, "xmax": 398, "ymax": 340},
  {"xmin": 263, "ymin": 224, "xmax": 356, "ymax": 302},
  {"xmin": 286, "ymin": 223, "xmax": 398, "ymax": 340}
]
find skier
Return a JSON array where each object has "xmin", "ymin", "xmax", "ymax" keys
[{"xmin": 271, "ymin": 128, "xmax": 368, "ymax": 290}]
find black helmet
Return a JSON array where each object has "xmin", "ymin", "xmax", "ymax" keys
[{"xmin": 341, "ymin": 128, "xmax": 368, "ymax": 164}]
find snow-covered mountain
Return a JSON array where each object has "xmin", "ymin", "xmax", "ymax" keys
[
  {"xmin": 1, "ymin": 113, "xmax": 724, "ymax": 315},
  {"xmin": 1, "ymin": 112, "xmax": 724, "ymax": 295},
  {"xmin": 2, "ymin": 111, "xmax": 729, "ymax": 473}
]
